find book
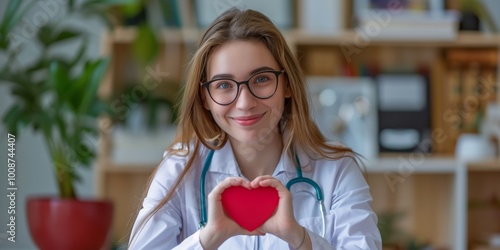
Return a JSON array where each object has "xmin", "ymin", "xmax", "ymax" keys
[
  {"xmin": 461, "ymin": 63, "xmax": 481, "ymax": 133},
  {"xmin": 356, "ymin": 9, "xmax": 458, "ymax": 40},
  {"xmin": 443, "ymin": 63, "xmax": 462, "ymax": 153}
]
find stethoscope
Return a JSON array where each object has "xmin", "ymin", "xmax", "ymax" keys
[{"xmin": 199, "ymin": 149, "xmax": 327, "ymax": 238}]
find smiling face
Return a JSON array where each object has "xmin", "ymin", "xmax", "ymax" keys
[{"xmin": 203, "ymin": 40, "xmax": 291, "ymax": 145}]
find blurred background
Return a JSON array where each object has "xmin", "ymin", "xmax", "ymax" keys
[{"xmin": 0, "ymin": 0, "xmax": 499, "ymax": 249}]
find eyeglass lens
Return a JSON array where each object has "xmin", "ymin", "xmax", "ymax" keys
[{"xmin": 207, "ymin": 71, "xmax": 279, "ymax": 105}]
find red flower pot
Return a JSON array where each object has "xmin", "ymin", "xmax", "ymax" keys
[{"xmin": 27, "ymin": 197, "xmax": 113, "ymax": 250}]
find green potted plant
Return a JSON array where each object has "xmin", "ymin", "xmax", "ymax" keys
[{"xmin": 0, "ymin": 0, "xmax": 132, "ymax": 249}]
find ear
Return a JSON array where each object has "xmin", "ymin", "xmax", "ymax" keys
[
  {"xmin": 284, "ymin": 81, "xmax": 292, "ymax": 98},
  {"xmin": 201, "ymin": 89, "xmax": 210, "ymax": 110}
]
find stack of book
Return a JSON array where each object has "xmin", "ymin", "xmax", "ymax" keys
[{"xmin": 356, "ymin": 9, "xmax": 459, "ymax": 40}]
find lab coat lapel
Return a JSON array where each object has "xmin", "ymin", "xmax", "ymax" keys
[{"xmin": 207, "ymin": 141, "xmax": 241, "ymax": 176}]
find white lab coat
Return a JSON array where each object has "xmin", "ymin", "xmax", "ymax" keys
[{"xmin": 130, "ymin": 142, "xmax": 382, "ymax": 249}]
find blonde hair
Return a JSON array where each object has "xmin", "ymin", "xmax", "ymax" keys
[{"xmin": 127, "ymin": 8, "xmax": 358, "ymax": 247}]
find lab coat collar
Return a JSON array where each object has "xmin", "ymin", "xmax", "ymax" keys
[
  {"xmin": 206, "ymin": 140, "xmax": 310, "ymax": 177},
  {"xmin": 206, "ymin": 141, "xmax": 241, "ymax": 176}
]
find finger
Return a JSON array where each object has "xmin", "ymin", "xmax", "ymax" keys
[
  {"xmin": 209, "ymin": 177, "xmax": 250, "ymax": 200},
  {"xmin": 257, "ymin": 179, "xmax": 291, "ymax": 198},
  {"xmin": 212, "ymin": 177, "xmax": 250, "ymax": 194},
  {"xmin": 221, "ymin": 176, "xmax": 251, "ymax": 190},
  {"xmin": 257, "ymin": 178, "xmax": 284, "ymax": 189},
  {"xmin": 250, "ymin": 175, "xmax": 273, "ymax": 188}
]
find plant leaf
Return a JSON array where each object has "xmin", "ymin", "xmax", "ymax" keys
[
  {"xmin": 0, "ymin": 1, "xmax": 36, "ymax": 49},
  {"xmin": 473, "ymin": 1, "xmax": 498, "ymax": 32},
  {"xmin": 38, "ymin": 25, "xmax": 82, "ymax": 48},
  {"xmin": 82, "ymin": 0, "xmax": 138, "ymax": 8},
  {"xmin": 55, "ymin": 114, "xmax": 68, "ymax": 142},
  {"xmin": 68, "ymin": 40, "xmax": 88, "ymax": 69},
  {"xmin": 68, "ymin": 0, "xmax": 75, "ymax": 10},
  {"xmin": 0, "ymin": 1, "xmax": 21, "ymax": 49},
  {"xmin": 26, "ymin": 59, "xmax": 49, "ymax": 74},
  {"xmin": 77, "ymin": 58, "xmax": 110, "ymax": 115},
  {"xmin": 74, "ymin": 142, "xmax": 95, "ymax": 166},
  {"xmin": 5, "ymin": 2, "xmax": 37, "ymax": 32},
  {"xmin": 68, "ymin": 62, "xmax": 93, "ymax": 111},
  {"xmin": 88, "ymin": 100, "xmax": 111, "ymax": 117},
  {"xmin": 0, "ymin": 0, "xmax": 22, "ymax": 33},
  {"xmin": 51, "ymin": 29, "xmax": 81, "ymax": 45},
  {"xmin": 37, "ymin": 25, "xmax": 54, "ymax": 48},
  {"xmin": 49, "ymin": 61, "xmax": 72, "ymax": 103},
  {"xmin": 2, "ymin": 105, "xmax": 22, "ymax": 135},
  {"xmin": 132, "ymin": 24, "xmax": 159, "ymax": 65},
  {"xmin": 39, "ymin": 111, "xmax": 54, "ymax": 140},
  {"xmin": 80, "ymin": 7, "xmax": 115, "ymax": 30},
  {"xmin": 11, "ymin": 85, "xmax": 34, "ymax": 101}
]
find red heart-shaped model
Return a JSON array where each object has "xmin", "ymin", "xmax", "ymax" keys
[{"xmin": 221, "ymin": 186, "xmax": 279, "ymax": 231}]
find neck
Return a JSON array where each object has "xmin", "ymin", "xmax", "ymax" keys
[{"xmin": 229, "ymin": 133, "xmax": 283, "ymax": 181}]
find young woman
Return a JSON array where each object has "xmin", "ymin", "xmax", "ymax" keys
[{"xmin": 129, "ymin": 8, "xmax": 381, "ymax": 250}]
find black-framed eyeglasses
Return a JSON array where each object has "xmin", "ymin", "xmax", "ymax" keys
[{"xmin": 201, "ymin": 69, "xmax": 285, "ymax": 106}]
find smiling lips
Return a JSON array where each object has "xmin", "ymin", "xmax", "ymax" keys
[{"xmin": 232, "ymin": 114, "xmax": 264, "ymax": 126}]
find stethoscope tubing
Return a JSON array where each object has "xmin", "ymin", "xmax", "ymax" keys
[{"xmin": 199, "ymin": 149, "xmax": 215, "ymax": 229}]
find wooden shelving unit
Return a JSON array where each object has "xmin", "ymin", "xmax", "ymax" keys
[{"xmin": 96, "ymin": 2, "xmax": 500, "ymax": 249}]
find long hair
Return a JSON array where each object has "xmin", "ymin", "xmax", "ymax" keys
[{"xmin": 127, "ymin": 8, "xmax": 358, "ymax": 247}]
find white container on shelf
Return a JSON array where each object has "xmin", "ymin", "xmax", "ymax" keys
[
  {"xmin": 455, "ymin": 134, "xmax": 496, "ymax": 161},
  {"xmin": 490, "ymin": 234, "xmax": 500, "ymax": 248},
  {"xmin": 298, "ymin": 0, "xmax": 344, "ymax": 35}
]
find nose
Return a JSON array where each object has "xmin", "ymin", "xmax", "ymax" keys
[{"xmin": 235, "ymin": 85, "xmax": 257, "ymax": 110}]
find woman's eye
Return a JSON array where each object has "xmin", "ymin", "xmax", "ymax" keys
[
  {"xmin": 255, "ymin": 76, "xmax": 269, "ymax": 83},
  {"xmin": 216, "ymin": 81, "xmax": 231, "ymax": 89}
]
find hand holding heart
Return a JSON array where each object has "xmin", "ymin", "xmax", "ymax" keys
[
  {"xmin": 199, "ymin": 176, "xmax": 305, "ymax": 250},
  {"xmin": 199, "ymin": 177, "xmax": 265, "ymax": 249},
  {"xmin": 248, "ymin": 175, "xmax": 303, "ymax": 241}
]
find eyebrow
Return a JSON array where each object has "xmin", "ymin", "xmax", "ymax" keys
[{"xmin": 210, "ymin": 66, "xmax": 277, "ymax": 81}]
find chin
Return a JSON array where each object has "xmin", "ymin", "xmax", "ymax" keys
[
  {"xmin": 231, "ymin": 135, "xmax": 261, "ymax": 144},
  {"xmin": 229, "ymin": 130, "xmax": 277, "ymax": 145}
]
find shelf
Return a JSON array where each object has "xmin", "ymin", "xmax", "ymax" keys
[
  {"xmin": 105, "ymin": 27, "xmax": 500, "ymax": 48},
  {"xmin": 472, "ymin": 246, "xmax": 500, "ymax": 250},
  {"xmin": 286, "ymin": 30, "xmax": 500, "ymax": 47},
  {"xmin": 100, "ymin": 158, "xmax": 499, "ymax": 175},
  {"xmin": 467, "ymin": 158, "xmax": 500, "ymax": 171},
  {"xmin": 99, "ymin": 154, "xmax": 458, "ymax": 174},
  {"xmin": 105, "ymin": 27, "xmax": 202, "ymax": 44},
  {"xmin": 364, "ymin": 155, "xmax": 456, "ymax": 173},
  {"xmin": 99, "ymin": 159, "xmax": 156, "ymax": 174},
  {"xmin": 101, "ymin": 165, "xmax": 155, "ymax": 174}
]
